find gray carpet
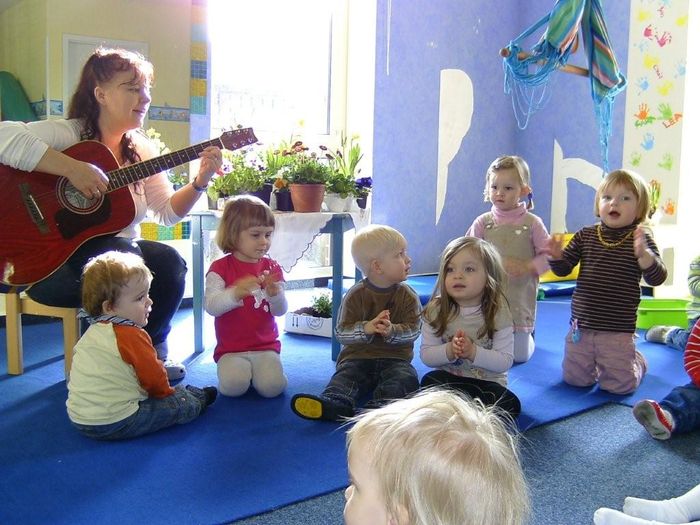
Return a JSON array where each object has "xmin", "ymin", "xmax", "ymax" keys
[{"xmin": 230, "ymin": 403, "xmax": 700, "ymax": 525}]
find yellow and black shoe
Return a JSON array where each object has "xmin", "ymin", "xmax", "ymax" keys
[{"xmin": 291, "ymin": 394, "xmax": 354, "ymax": 422}]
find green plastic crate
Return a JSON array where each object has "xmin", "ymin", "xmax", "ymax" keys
[{"xmin": 636, "ymin": 298, "xmax": 690, "ymax": 330}]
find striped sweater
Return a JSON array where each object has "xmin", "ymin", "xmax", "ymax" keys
[
  {"xmin": 549, "ymin": 223, "xmax": 667, "ymax": 333},
  {"xmin": 335, "ymin": 279, "xmax": 422, "ymax": 364},
  {"xmin": 685, "ymin": 319, "xmax": 700, "ymax": 387}
]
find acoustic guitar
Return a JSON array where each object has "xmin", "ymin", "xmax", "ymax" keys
[{"xmin": 0, "ymin": 127, "xmax": 257, "ymax": 286}]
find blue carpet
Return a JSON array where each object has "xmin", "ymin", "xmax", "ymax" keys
[
  {"xmin": 0, "ymin": 298, "xmax": 689, "ymax": 524},
  {"xmin": 512, "ymin": 299, "xmax": 687, "ymax": 430}
]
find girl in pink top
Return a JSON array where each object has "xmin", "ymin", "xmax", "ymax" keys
[
  {"xmin": 204, "ymin": 195, "xmax": 288, "ymax": 397},
  {"xmin": 467, "ymin": 156, "xmax": 551, "ymax": 363}
]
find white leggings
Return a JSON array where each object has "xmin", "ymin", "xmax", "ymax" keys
[
  {"xmin": 217, "ymin": 350, "xmax": 287, "ymax": 398},
  {"xmin": 513, "ymin": 331, "xmax": 535, "ymax": 363}
]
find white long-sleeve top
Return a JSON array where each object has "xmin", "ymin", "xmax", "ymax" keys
[
  {"xmin": 420, "ymin": 304, "xmax": 514, "ymax": 386},
  {"xmin": 204, "ymin": 271, "xmax": 288, "ymax": 317},
  {"xmin": 0, "ymin": 119, "xmax": 181, "ymax": 238}
]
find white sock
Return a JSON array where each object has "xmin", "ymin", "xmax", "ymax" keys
[
  {"xmin": 594, "ymin": 507, "xmax": 658, "ymax": 525},
  {"xmin": 624, "ymin": 485, "xmax": 700, "ymax": 523}
]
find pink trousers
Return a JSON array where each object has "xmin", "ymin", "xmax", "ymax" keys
[{"xmin": 562, "ymin": 328, "xmax": 647, "ymax": 395}]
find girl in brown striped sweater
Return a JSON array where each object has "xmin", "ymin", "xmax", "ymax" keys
[{"xmin": 548, "ymin": 169, "xmax": 667, "ymax": 394}]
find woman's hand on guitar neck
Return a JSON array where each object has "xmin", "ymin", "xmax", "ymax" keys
[
  {"xmin": 38, "ymin": 148, "xmax": 110, "ymax": 198},
  {"xmin": 195, "ymin": 146, "xmax": 223, "ymax": 187}
]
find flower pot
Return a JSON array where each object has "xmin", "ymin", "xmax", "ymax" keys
[
  {"xmin": 324, "ymin": 193, "xmax": 353, "ymax": 212},
  {"xmin": 290, "ymin": 183, "xmax": 325, "ymax": 213},
  {"xmin": 248, "ymin": 183, "xmax": 273, "ymax": 206},
  {"xmin": 274, "ymin": 191, "xmax": 294, "ymax": 212},
  {"xmin": 208, "ymin": 192, "xmax": 224, "ymax": 210},
  {"xmin": 356, "ymin": 195, "xmax": 368, "ymax": 209}
]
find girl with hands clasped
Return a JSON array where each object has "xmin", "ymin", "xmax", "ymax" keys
[
  {"xmin": 467, "ymin": 155, "xmax": 551, "ymax": 363},
  {"xmin": 548, "ymin": 169, "xmax": 667, "ymax": 395},
  {"xmin": 205, "ymin": 195, "xmax": 288, "ymax": 398},
  {"xmin": 420, "ymin": 237, "xmax": 521, "ymax": 420}
]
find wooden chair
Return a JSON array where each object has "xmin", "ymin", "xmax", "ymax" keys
[{"xmin": 3, "ymin": 289, "xmax": 80, "ymax": 380}]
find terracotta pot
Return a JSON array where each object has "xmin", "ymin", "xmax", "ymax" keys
[
  {"xmin": 274, "ymin": 191, "xmax": 294, "ymax": 212},
  {"xmin": 289, "ymin": 184, "xmax": 325, "ymax": 212}
]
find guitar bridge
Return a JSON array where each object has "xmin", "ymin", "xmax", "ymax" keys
[{"xmin": 20, "ymin": 183, "xmax": 50, "ymax": 234}]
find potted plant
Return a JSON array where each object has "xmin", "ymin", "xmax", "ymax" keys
[
  {"xmin": 324, "ymin": 170, "xmax": 356, "ymax": 212},
  {"xmin": 354, "ymin": 176, "xmax": 372, "ymax": 209},
  {"xmin": 286, "ymin": 141, "xmax": 330, "ymax": 212},
  {"xmin": 284, "ymin": 292, "xmax": 333, "ymax": 338},
  {"xmin": 272, "ymin": 173, "xmax": 294, "ymax": 211},
  {"xmin": 323, "ymin": 134, "xmax": 364, "ymax": 211},
  {"xmin": 261, "ymin": 140, "xmax": 296, "ymax": 211},
  {"xmin": 208, "ymin": 149, "xmax": 270, "ymax": 207}
]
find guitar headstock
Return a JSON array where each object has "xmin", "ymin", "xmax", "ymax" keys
[{"xmin": 220, "ymin": 128, "xmax": 258, "ymax": 151}]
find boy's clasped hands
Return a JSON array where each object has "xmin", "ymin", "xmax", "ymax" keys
[{"xmin": 364, "ymin": 309, "xmax": 392, "ymax": 338}]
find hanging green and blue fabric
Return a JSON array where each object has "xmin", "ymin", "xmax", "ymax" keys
[{"xmin": 502, "ymin": 0, "xmax": 626, "ymax": 172}]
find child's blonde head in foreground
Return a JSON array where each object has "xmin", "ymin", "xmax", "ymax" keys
[
  {"xmin": 351, "ymin": 224, "xmax": 407, "ymax": 277},
  {"xmin": 81, "ymin": 251, "xmax": 152, "ymax": 317},
  {"xmin": 594, "ymin": 169, "xmax": 651, "ymax": 222},
  {"xmin": 345, "ymin": 389, "xmax": 530, "ymax": 525},
  {"xmin": 215, "ymin": 195, "xmax": 275, "ymax": 254},
  {"xmin": 484, "ymin": 155, "xmax": 533, "ymax": 209}
]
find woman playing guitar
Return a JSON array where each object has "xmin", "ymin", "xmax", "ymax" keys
[{"xmin": 0, "ymin": 48, "xmax": 224, "ymax": 381}]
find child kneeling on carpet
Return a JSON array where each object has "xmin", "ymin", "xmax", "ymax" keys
[
  {"xmin": 632, "ymin": 317, "xmax": 700, "ymax": 441},
  {"xmin": 420, "ymin": 236, "xmax": 521, "ymax": 420},
  {"xmin": 594, "ymin": 483, "xmax": 700, "ymax": 525},
  {"xmin": 205, "ymin": 195, "xmax": 288, "ymax": 397},
  {"xmin": 291, "ymin": 224, "xmax": 422, "ymax": 422},
  {"xmin": 548, "ymin": 169, "xmax": 667, "ymax": 395},
  {"xmin": 67, "ymin": 251, "xmax": 217, "ymax": 440},
  {"xmin": 344, "ymin": 389, "xmax": 530, "ymax": 525}
]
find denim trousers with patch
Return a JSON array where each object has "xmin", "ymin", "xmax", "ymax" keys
[
  {"xmin": 660, "ymin": 382, "xmax": 700, "ymax": 435},
  {"xmin": 71, "ymin": 385, "xmax": 205, "ymax": 440},
  {"xmin": 322, "ymin": 358, "xmax": 419, "ymax": 409}
]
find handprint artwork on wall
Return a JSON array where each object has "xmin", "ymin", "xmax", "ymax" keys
[{"xmin": 657, "ymin": 153, "xmax": 673, "ymax": 171}]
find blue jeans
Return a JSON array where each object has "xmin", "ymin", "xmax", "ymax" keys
[
  {"xmin": 660, "ymin": 382, "xmax": 700, "ymax": 435},
  {"xmin": 71, "ymin": 386, "xmax": 205, "ymax": 440},
  {"xmin": 27, "ymin": 236, "xmax": 186, "ymax": 347},
  {"xmin": 666, "ymin": 316, "xmax": 699, "ymax": 352},
  {"xmin": 322, "ymin": 358, "xmax": 419, "ymax": 409}
]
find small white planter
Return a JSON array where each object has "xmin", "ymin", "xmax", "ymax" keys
[
  {"xmin": 324, "ymin": 194, "xmax": 353, "ymax": 212},
  {"xmin": 284, "ymin": 312, "xmax": 333, "ymax": 338}
]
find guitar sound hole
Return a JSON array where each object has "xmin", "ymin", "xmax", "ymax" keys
[{"xmin": 57, "ymin": 178, "xmax": 103, "ymax": 214}]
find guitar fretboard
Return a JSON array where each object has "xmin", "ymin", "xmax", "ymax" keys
[{"xmin": 106, "ymin": 138, "xmax": 223, "ymax": 191}]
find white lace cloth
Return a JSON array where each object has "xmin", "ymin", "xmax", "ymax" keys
[{"xmin": 269, "ymin": 211, "xmax": 370, "ymax": 272}]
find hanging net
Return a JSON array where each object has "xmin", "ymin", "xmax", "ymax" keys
[{"xmin": 502, "ymin": 0, "xmax": 626, "ymax": 172}]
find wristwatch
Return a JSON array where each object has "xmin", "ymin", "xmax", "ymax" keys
[{"xmin": 191, "ymin": 179, "xmax": 208, "ymax": 192}]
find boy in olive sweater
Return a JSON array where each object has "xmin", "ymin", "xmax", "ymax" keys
[{"xmin": 291, "ymin": 225, "xmax": 422, "ymax": 422}]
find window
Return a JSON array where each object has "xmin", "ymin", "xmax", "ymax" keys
[
  {"xmin": 208, "ymin": 0, "xmax": 347, "ymax": 144},
  {"xmin": 208, "ymin": 0, "xmax": 351, "ymax": 280}
]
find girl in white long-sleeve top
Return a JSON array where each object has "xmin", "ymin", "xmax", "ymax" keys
[{"xmin": 420, "ymin": 236, "xmax": 520, "ymax": 420}]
